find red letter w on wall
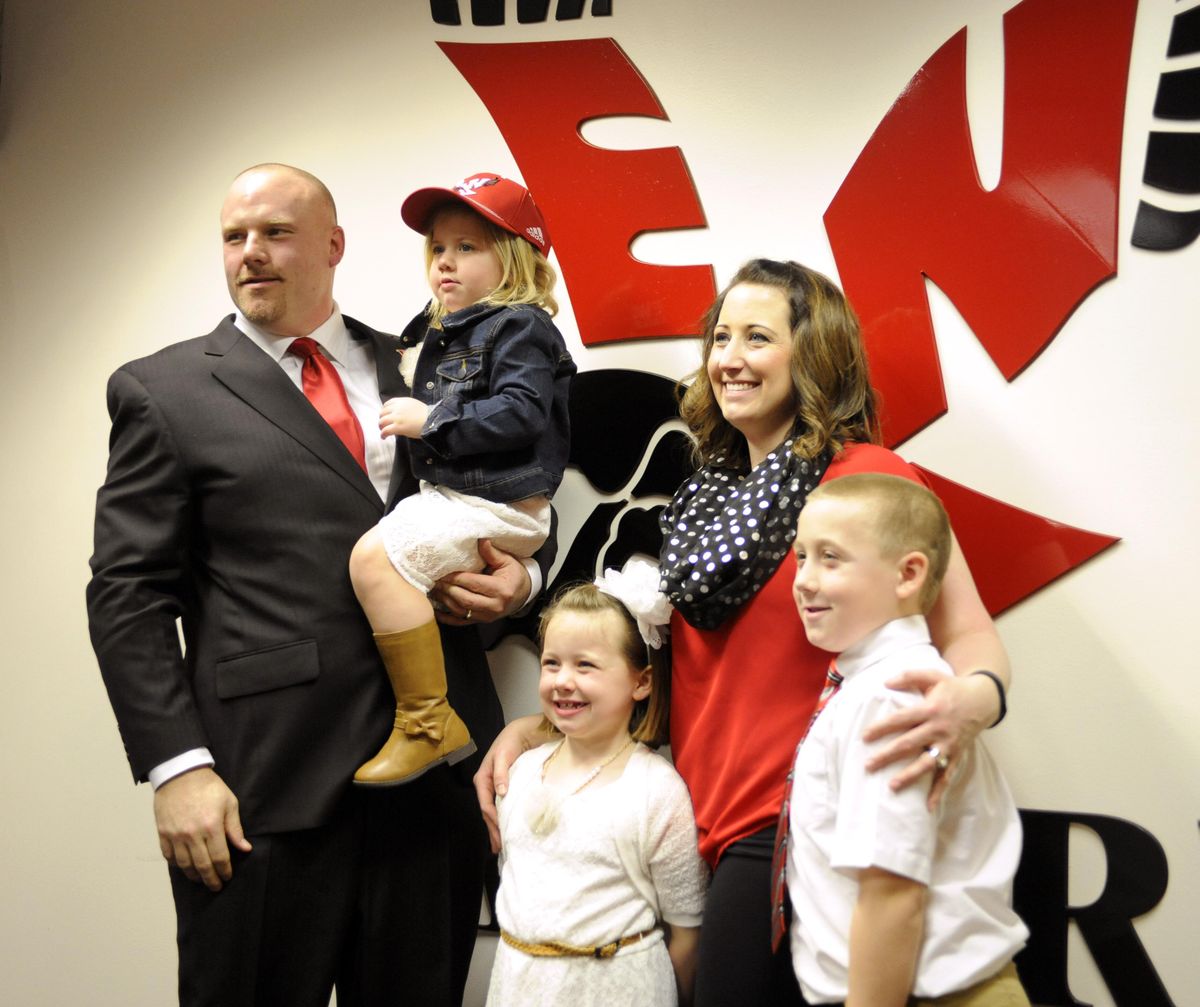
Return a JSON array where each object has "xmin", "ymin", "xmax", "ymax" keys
[
  {"xmin": 825, "ymin": 0, "xmax": 1139, "ymax": 446},
  {"xmin": 823, "ymin": 0, "xmax": 1135, "ymax": 612}
]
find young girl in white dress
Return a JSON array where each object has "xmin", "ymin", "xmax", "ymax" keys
[{"xmin": 487, "ymin": 561, "xmax": 708, "ymax": 1006}]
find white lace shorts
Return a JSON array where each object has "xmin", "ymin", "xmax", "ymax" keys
[{"xmin": 379, "ymin": 482, "xmax": 551, "ymax": 593}]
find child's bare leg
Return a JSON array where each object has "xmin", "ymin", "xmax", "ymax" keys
[
  {"xmin": 348, "ymin": 527, "xmax": 474, "ymax": 786},
  {"xmin": 349, "ymin": 526, "xmax": 435, "ymax": 633}
]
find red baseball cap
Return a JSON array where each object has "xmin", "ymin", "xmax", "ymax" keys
[{"xmin": 401, "ymin": 172, "xmax": 552, "ymax": 255}]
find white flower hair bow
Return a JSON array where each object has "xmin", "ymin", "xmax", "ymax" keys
[{"xmin": 594, "ymin": 554, "xmax": 674, "ymax": 650}]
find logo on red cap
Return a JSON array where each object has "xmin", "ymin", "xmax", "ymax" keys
[
  {"xmin": 453, "ymin": 176, "xmax": 501, "ymax": 197},
  {"xmin": 401, "ymin": 172, "xmax": 551, "ymax": 256}
]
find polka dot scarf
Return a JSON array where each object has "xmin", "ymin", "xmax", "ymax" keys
[{"xmin": 658, "ymin": 437, "xmax": 829, "ymax": 630}]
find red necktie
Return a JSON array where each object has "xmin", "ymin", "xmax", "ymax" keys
[
  {"xmin": 288, "ymin": 337, "xmax": 367, "ymax": 472},
  {"xmin": 769, "ymin": 659, "xmax": 844, "ymax": 952}
]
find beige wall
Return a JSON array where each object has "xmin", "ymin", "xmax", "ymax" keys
[{"xmin": 1, "ymin": 1, "xmax": 1195, "ymax": 1004}]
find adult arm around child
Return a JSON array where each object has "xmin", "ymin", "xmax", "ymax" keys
[
  {"xmin": 474, "ymin": 714, "xmax": 546, "ymax": 851},
  {"xmin": 863, "ymin": 533, "xmax": 1010, "ymax": 808},
  {"xmin": 431, "ymin": 538, "xmax": 533, "ymax": 626}
]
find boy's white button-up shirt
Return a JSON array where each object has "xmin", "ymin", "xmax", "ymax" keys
[{"xmin": 787, "ymin": 615, "xmax": 1028, "ymax": 1003}]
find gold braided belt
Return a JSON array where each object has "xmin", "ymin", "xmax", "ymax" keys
[{"xmin": 500, "ymin": 926, "xmax": 659, "ymax": 960}]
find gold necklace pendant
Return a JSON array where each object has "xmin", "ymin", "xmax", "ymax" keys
[
  {"xmin": 526, "ymin": 737, "xmax": 635, "ymax": 837},
  {"xmin": 526, "ymin": 786, "xmax": 561, "ymax": 837}
]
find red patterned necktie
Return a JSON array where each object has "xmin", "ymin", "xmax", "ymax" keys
[
  {"xmin": 769, "ymin": 658, "xmax": 844, "ymax": 952},
  {"xmin": 288, "ymin": 337, "xmax": 367, "ymax": 472}
]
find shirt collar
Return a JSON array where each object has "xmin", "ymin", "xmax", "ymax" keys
[
  {"xmin": 835, "ymin": 614, "xmax": 931, "ymax": 680},
  {"xmin": 233, "ymin": 302, "xmax": 349, "ymax": 364}
]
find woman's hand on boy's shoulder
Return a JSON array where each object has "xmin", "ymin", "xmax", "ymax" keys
[{"xmin": 863, "ymin": 669, "xmax": 986, "ymax": 810}]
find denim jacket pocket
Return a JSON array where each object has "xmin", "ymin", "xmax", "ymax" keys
[{"xmin": 435, "ymin": 352, "xmax": 484, "ymax": 388}]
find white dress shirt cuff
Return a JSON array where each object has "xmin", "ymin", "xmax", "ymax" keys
[
  {"xmin": 148, "ymin": 749, "xmax": 216, "ymax": 790},
  {"xmin": 517, "ymin": 558, "xmax": 543, "ymax": 616}
]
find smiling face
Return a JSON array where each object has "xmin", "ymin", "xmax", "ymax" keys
[
  {"xmin": 538, "ymin": 609, "xmax": 651, "ymax": 750},
  {"xmin": 706, "ymin": 282, "xmax": 797, "ymax": 466},
  {"xmin": 792, "ymin": 495, "xmax": 923, "ymax": 654},
  {"xmin": 220, "ymin": 166, "xmax": 344, "ymax": 338},
  {"xmin": 426, "ymin": 206, "xmax": 504, "ymax": 314}
]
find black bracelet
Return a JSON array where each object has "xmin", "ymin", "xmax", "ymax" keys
[{"xmin": 971, "ymin": 670, "xmax": 1007, "ymax": 727}]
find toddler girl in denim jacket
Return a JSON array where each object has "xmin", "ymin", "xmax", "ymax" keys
[{"xmin": 349, "ymin": 172, "xmax": 574, "ymax": 786}]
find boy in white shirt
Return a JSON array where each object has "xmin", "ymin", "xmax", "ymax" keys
[{"xmin": 786, "ymin": 473, "xmax": 1030, "ymax": 1007}]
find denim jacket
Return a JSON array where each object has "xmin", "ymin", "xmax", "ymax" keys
[{"xmin": 398, "ymin": 301, "xmax": 576, "ymax": 503}]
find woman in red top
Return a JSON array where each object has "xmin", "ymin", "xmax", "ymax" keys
[{"xmin": 478, "ymin": 260, "xmax": 1009, "ymax": 1007}]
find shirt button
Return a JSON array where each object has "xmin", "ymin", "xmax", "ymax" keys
[
  {"xmin": 425, "ymin": 458, "xmax": 432, "ymax": 465},
  {"xmin": 426, "ymin": 381, "xmax": 435, "ymax": 390}
]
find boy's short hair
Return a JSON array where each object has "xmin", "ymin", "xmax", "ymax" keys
[{"xmin": 808, "ymin": 473, "xmax": 951, "ymax": 612}]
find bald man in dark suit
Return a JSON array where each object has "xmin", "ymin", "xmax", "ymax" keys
[{"xmin": 87, "ymin": 164, "xmax": 544, "ymax": 1006}]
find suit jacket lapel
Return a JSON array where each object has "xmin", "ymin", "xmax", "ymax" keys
[{"xmin": 205, "ymin": 317, "xmax": 383, "ymax": 511}]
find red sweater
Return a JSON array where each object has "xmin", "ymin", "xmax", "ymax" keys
[{"xmin": 668, "ymin": 443, "xmax": 928, "ymax": 866}]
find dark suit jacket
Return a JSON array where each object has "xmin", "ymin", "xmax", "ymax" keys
[{"xmin": 86, "ymin": 315, "xmax": 508, "ymax": 835}]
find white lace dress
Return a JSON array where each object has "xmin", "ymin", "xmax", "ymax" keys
[{"xmin": 486, "ymin": 743, "xmax": 708, "ymax": 1007}]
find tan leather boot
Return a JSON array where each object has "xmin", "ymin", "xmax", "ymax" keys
[{"xmin": 353, "ymin": 620, "xmax": 476, "ymax": 786}]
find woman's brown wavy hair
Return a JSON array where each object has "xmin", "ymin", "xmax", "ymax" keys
[{"xmin": 678, "ymin": 258, "xmax": 880, "ymax": 468}]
